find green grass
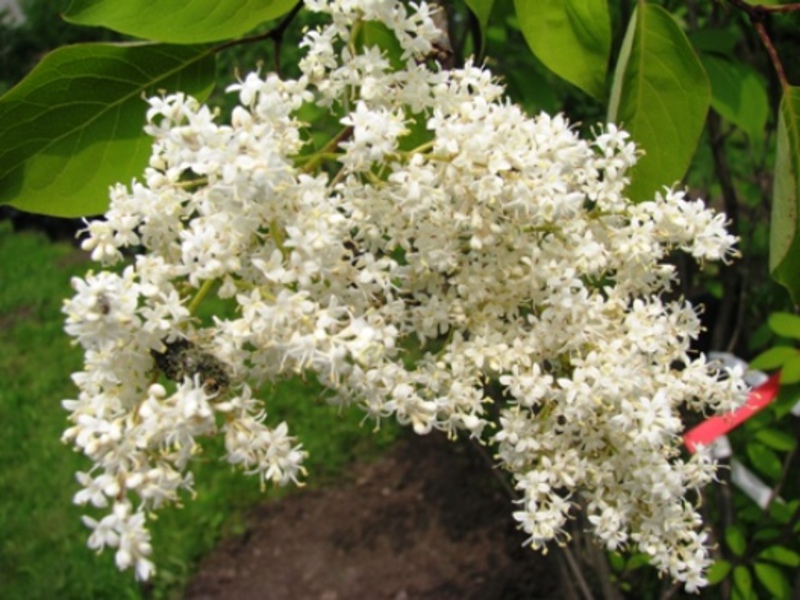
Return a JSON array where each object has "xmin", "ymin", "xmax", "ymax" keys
[{"xmin": 0, "ymin": 223, "xmax": 399, "ymax": 599}]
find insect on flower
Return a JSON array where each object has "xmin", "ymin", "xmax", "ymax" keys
[{"xmin": 151, "ymin": 338, "xmax": 231, "ymax": 395}]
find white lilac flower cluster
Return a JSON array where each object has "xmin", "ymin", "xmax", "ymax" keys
[{"xmin": 62, "ymin": 0, "xmax": 745, "ymax": 589}]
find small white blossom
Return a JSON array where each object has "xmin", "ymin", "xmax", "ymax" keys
[{"xmin": 63, "ymin": 0, "xmax": 745, "ymax": 589}]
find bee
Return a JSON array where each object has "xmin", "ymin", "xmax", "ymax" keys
[
  {"xmin": 151, "ymin": 338, "xmax": 231, "ymax": 395},
  {"xmin": 95, "ymin": 293, "xmax": 112, "ymax": 316}
]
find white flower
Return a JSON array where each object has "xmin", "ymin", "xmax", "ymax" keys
[{"xmin": 62, "ymin": 0, "xmax": 745, "ymax": 588}]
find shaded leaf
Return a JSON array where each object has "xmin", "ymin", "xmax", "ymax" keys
[
  {"xmin": 726, "ymin": 525, "xmax": 747, "ymax": 557},
  {"xmin": 689, "ymin": 26, "xmax": 741, "ymax": 56},
  {"xmin": 753, "ymin": 527, "xmax": 783, "ymax": 542},
  {"xmin": 0, "ymin": 43, "xmax": 215, "ymax": 217},
  {"xmin": 733, "ymin": 565, "xmax": 753, "ymax": 595},
  {"xmin": 770, "ymin": 499, "xmax": 796, "ymax": 524},
  {"xmin": 700, "ymin": 53, "xmax": 768, "ymax": 142},
  {"xmin": 608, "ymin": 4, "xmax": 710, "ymax": 201},
  {"xmin": 780, "ymin": 353, "xmax": 800, "ymax": 384},
  {"xmin": 65, "ymin": 0, "xmax": 299, "ymax": 44},
  {"xmin": 464, "ymin": 0, "xmax": 495, "ymax": 55},
  {"xmin": 772, "ymin": 382, "xmax": 800, "ymax": 418},
  {"xmin": 707, "ymin": 559, "xmax": 732, "ymax": 585},
  {"xmin": 746, "ymin": 442, "xmax": 783, "ymax": 480},
  {"xmin": 770, "ymin": 88, "xmax": 800, "ymax": 303},
  {"xmin": 755, "ymin": 428, "xmax": 796, "ymax": 452},
  {"xmin": 515, "ymin": 0, "xmax": 610, "ymax": 100}
]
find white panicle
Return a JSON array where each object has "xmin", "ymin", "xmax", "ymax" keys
[{"xmin": 63, "ymin": 0, "xmax": 745, "ymax": 589}]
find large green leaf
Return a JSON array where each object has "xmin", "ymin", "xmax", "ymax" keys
[
  {"xmin": 514, "ymin": 0, "xmax": 610, "ymax": 100},
  {"xmin": 607, "ymin": 4, "xmax": 710, "ymax": 201},
  {"xmin": 770, "ymin": 87, "xmax": 800, "ymax": 303},
  {"xmin": 65, "ymin": 0, "xmax": 299, "ymax": 44},
  {"xmin": 0, "ymin": 43, "xmax": 215, "ymax": 217},
  {"xmin": 701, "ymin": 53, "xmax": 768, "ymax": 143}
]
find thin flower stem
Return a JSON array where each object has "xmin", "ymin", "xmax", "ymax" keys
[
  {"xmin": 188, "ymin": 278, "xmax": 216, "ymax": 315},
  {"xmin": 300, "ymin": 127, "xmax": 353, "ymax": 173}
]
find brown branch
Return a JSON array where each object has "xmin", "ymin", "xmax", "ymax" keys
[
  {"xmin": 749, "ymin": 2, "xmax": 800, "ymax": 14},
  {"xmin": 213, "ymin": 0, "xmax": 305, "ymax": 74},
  {"xmin": 726, "ymin": 0, "xmax": 792, "ymax": 91}
]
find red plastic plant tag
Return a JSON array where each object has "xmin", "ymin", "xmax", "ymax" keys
[{"xmin": 683, "ymin": 373, "xmax": 781, "ymax": 454}]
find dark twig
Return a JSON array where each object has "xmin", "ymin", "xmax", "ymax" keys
[
  {"xmin": 706, "ymin": 112, "xmax": 742, "ymax": 352},
  {"xmin": 466, "ymin": 438, "xmax": 598, "ymax": 599},
  {"xmin": 765, "ymin": 417, "xmax": 800, "ymax": 509},
  {"xmin": 726, "ymin": 0, "xmax": 793, "ymax": 91},
  {"xmin": 732, "ymin": 1, "xmax": 800, "ymax": 14},
  {"xmin": 213, "ymin": 1, "xmax": 305, "ymax": 76}
]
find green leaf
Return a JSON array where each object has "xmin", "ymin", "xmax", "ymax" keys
[
  {"xmin": 733, "ymin": 565, "xmax": 753, "ymax": 595},
  {"xmin": 772, "ymin": 382, "xmax": 800, "ymax": 419},
  {"xmin": 754, "ymin": 428, "xmax": 797, "ymax": 452},
  {"xmin": 746, "ymin": 442, "xmax": 783, "ymax": 480},
  {"xmin": 700, "ymin": 53, "xmax": 768, "ymax": 142},
  {"xmin": 769, "ymin": 312, "xmax": 800, "ymax": 339},
  {"xmin": 770, "ymin": 87, "xmax": 800, "ymax": 304},
  {"xmin": 0, "ymin": 43, "xmax": 215, "ymax": 217},
  {"xmin": 65, "ymin": 0, "xmax": 299, "ymax": 44},
  {"xmin": 625, "ymin": 552, "xmax": 649, "ymax": 570},
  {"xmin": 707, "ymin": 559, "xmax": 732, "ymax": 585},
  {"xmin": 514, "ymin": 0, "xmax": 610, "ymax": 100},
  {"xmin": 356, "ymin": 21, "xmax": 405, "ymax": 71},
  {"xmin": 464, "ymin": 0, "xmax": 495, "ymax": 55},
  {"xmin": 753, "ymin": 527, "xmax": 783, "ymax": 542},
  {"xmin": 754, "ymin": 562, "xmax": 791, "ymax": 599},
  {"xmin": 689, "ymin": 26, "xmax": 741, "ymax": 56},
  {"xmin": 750, "ymin": 346, "xmax": 798, "ymax": 371},
  {"xmin": 726, "ymin": 525, "xmax": 748, "ymax": 557},
  {"xmin": 607, "ymin": 4, "xmax": 710, "ymax": 201},
  {"xmin": 608, "ymin": 551, "xmax": 625, "ymax": 572},
  {"xmin": 759, "ymin": 545, "xmax": 800, "ymax": 568},
  {"xmin": 770, "ymin": 499, "xmax": 795, "ymax": 524},
  {"xmin": 780, "ymin": 353, "xmax": 800, "ymax": 384}
]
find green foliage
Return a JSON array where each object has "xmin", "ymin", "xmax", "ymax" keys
[
  {"xmin": 700, "ymin": 53, "xmax": 768, "ymax": 144},
  {"xmin": 707, "ymin": 312, "xmax": 800, "ymax": 599},
  {"xmin": 751, "ymin": 311, "xmax": 800, "ymax": 383},
  {"xmin": 769, "ymin": 311, "xmax": 800, "ymax": 339},
  {"xmin": 463, "ymin": 0, "xmax": 495, "ymax": 55},
  {"xmin": 64, "ymin": 0, "xmax": 299, "ymax": 44},
  {"xmin": 770, "ymin": 87, "xmax": 800, "ymax": 304},
  {"xmin": 0, "ymin": 43, "xmax": 215, "ymax": 216},
  {"xmin": 608, "ymin": 4, "xmax": 710, "ymax": 201},
  {"xmin": 707, "ymin": 559, "xmax": 732, "ymax": 585},
  {"xmin": 514, "ymin": 0, "xmax": 610, "ymax": 100},
  {"xmin": 726, "ymin": 524, "xmax": 748, "ymax": 558}
]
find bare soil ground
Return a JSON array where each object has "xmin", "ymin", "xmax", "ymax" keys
[{"xmin": 185, "ymin": 432, "xmax": 562, "ymax": 600}]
